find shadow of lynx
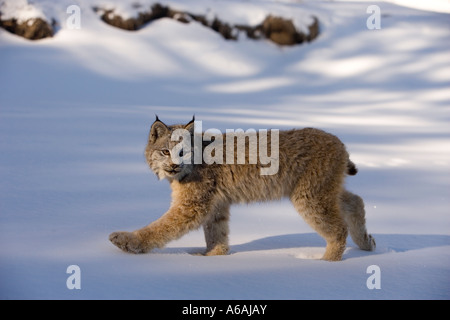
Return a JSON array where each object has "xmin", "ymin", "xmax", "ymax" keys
[{"xmin": 154, "ymin": 233, "xmax": 450, "ymax": 259}]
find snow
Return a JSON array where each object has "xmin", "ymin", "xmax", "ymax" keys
[
  {"xmin": 1, "ymin": 0, "xmax": 449, "ymax": 300},
  {"xmin": 0, "ymin": 0, "xmax": 47, "ymax": 22}
]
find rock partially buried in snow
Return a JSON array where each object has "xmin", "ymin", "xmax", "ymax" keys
[
  {"xmin": 0, "ymin": 17, "xmax": 54, "ymax": 40},
  {"xmin": 93, "ymin": 3, "xmax": 176, "ymax": 31},
  {"xmin": 0, "ymin": 0, "xmax": 54, "ymax": 40},
  {"xmin": 94, "ymin": 3, "xmax": 320, "ymax": 46},
  {"xmin": 0, "ymin": 1, "xmax": 319, "ymax": 45},
  {"xmin": 262, "ymin": 15, "xmax": 319, "ymax": 45}
]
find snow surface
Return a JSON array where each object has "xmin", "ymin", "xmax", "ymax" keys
[
  {"xmin": 0, "ymin": 0, "xmax": 449, "ymax": 300},
  {"xmin": 0, "ymin": 0, "xmax": 47, "ymax": 22}
]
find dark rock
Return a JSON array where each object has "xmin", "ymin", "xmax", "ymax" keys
[
  {"xmin": 93, "ymin": 3, "xmax": 320, "ymax": 46},
  {"xmin": 0, "ymin": 17, "xmax": 54, "ymax": 40},
  {"xmin": 211, "ymin": 17, "xmax": 237, "ymax": 40},
  {"xmin": 262, "ymin": 15, "xmax": 303, "ymax": 45},
  {"xmin": 307, "ymin": 17, "xmax": 320, "ymax": 42},
  {"xmin": 96, "ymin": 3, "xmax": 172, "ymax": 31}
]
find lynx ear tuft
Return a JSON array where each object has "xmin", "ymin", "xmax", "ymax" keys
[
  {"xmin": 150, "ymin": 117, "xmax": 169, "ymax": 143},
  {"xmin": 184, "ymin": 115, "xmax": 195, "ymax": 134}
]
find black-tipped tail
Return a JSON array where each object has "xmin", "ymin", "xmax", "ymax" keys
[{"xmin": 347, "ymin": 160, "xmax": 358, "ymax": 175}]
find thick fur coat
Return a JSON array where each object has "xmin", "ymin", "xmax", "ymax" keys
[{"xmin": 110, "ymin": 118, "xmax": 375, "ymax": 261}]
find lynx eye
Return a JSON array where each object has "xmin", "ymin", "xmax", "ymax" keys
[{"xmin": 161, "ymin": 149, "xmax": 170, "ymax": 156}]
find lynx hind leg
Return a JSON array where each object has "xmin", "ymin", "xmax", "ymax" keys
[
  {"xmin": 203, "ymin": 204, "xmax": 230, "ymax": 256},
  {"xmin": 340, "ymin": 190, "xmax": 376, "ymax": 251},
  {"xmin": 291, "ymin": 194, "xmax": 348, "ymax": 261}
]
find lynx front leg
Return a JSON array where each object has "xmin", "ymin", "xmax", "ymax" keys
[
  {"xmin": 109, "ymin": 202, "xmax": 210, "ymax": 254},
  {"xmin": 203, "ymin": 204, "xmax": 230, "ymax": 256}
]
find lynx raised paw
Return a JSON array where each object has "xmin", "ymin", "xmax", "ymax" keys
[{"xmin": 109, "ymin": 231, "xmax": 147, "ymax": 254}]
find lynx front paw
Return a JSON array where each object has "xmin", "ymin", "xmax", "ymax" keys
[
  {"xmin": 205, "ymin": 244, "xmax": 229, "ymax": 256},
  {"xmin": 109, "ymin": 231, "xmax": 147, "ymax": 254}
]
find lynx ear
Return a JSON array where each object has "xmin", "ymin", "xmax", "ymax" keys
[
  {"xmin": 184, "ymin": 115, "xmax": 195, "ymax": 135},
  {"xmin": 149, "ymin": 117, "xmax": 169, "ymax": 143}
]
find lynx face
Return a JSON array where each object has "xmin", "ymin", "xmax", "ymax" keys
[{"xmin": 145, "ymin": 117, "xmax": 194, "ymax": 181}]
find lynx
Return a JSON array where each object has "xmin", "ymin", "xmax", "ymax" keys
[{"xmin": 109, "ymin": 117, "xmax": 375, "ymax": 261}]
